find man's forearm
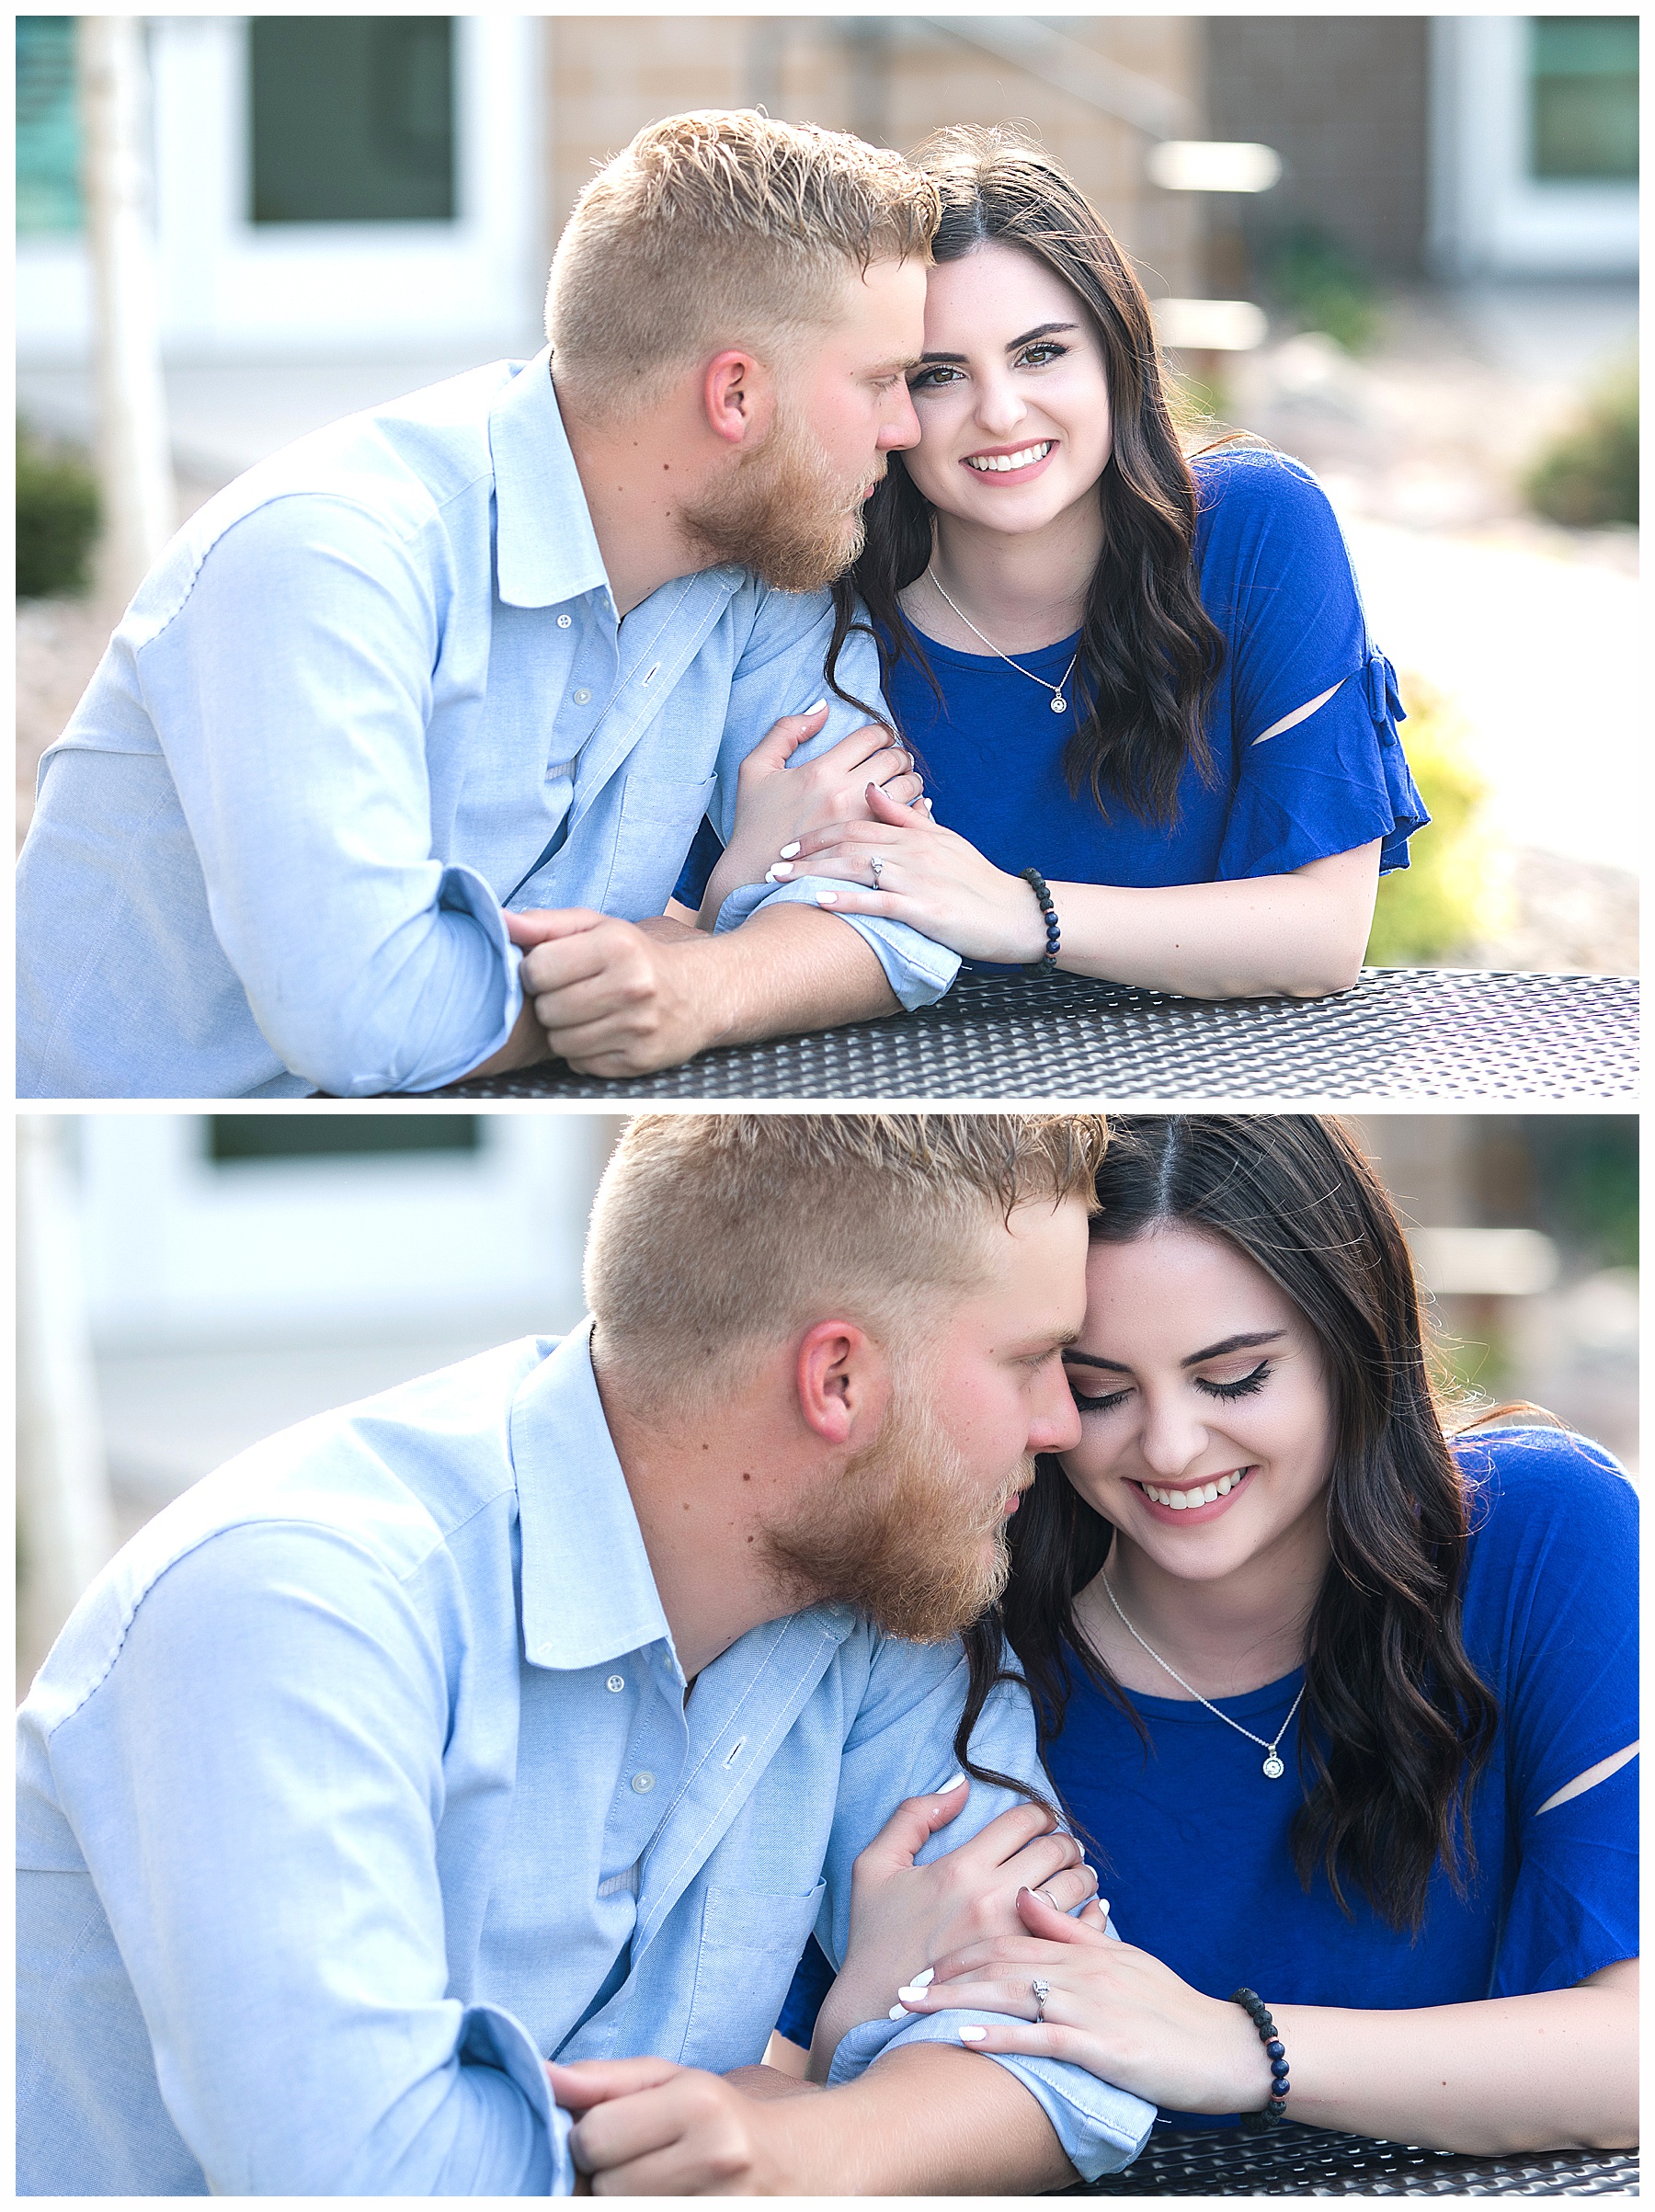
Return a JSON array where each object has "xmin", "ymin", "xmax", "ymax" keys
[
  {"xmin": 691, "ymin": 903, "xmax": 898, "ymax": 1052},
  {"xmin": 765, "ymin": 2041, "xmax": 1074, "ymax": 2195}
]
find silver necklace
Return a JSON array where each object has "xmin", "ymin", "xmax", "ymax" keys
[
  {"xmin": 1100, "ymin": 1569, "xmax": 1306, "ymax": 1781},
  {"xmin": 924, "ymin": 566, "xmax": 1078, "ymax": 714}
]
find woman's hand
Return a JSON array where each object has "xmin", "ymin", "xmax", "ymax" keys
[
  {"xmin": 894, "ymin": 1888, "xmax": 1272, "ymax": 2115},
  {"xmin": 808, "ymin": 1780, "xmax": 1105, "ymax": 2080},
  {"xmin": 700, "ymin": 707, "xmax": 926, "ymax": 921},
  {"xmin": 787, "ymin": 784, "xmax": 1050, "ymax": 964}
]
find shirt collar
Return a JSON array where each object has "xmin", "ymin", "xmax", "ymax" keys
[
  {"xmin": 510, "ymin": 1319, "xmax": 674, "ymax": 1671},
  {"xmin": 488, "ymin": 348, "xmax": 612, "ymax": 611}
]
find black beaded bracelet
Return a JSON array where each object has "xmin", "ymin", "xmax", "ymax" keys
[
  {"xmin": 1229, "ymin": 1987, "xmax": 1290, "ymax": 2130},
  {"xmin": 1018, "ymin": 867, "xmax": 1062, "ymax": 976}
]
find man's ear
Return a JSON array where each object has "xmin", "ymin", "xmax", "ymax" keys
[
  {"xmin": 793, "ymin": 1317, "xmax": 887, "ymax": 1447},
  {"xmin": 702, "ymin": 348, "xmax": 776, "ymax": 449}
]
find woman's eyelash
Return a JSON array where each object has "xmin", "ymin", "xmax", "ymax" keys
[
  {"xmin": 908, "ymin": 365, "xmax": 959, "ymax": 390},
  {"xmin": 1067, "ymin": 1360, "xmax": 1273, "ymax": 1412},
  {"xmin": 1195, "ymin": 1361, "xmax": 1273, "ymax": 1401},
  {"xmin": 1018, "ymin": 342, "xmax": 1067, "ymax": 367},
  {"xmin": 1068, "ymin": 1384, "xmax": 1130, "ymax": 1413}
]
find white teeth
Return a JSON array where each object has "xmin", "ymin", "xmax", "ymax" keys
[
  {"xmin": 1140, "ymin": 1471, "xmax": 1246, "ymax": 1509},
  {"xmin": 965, "ymin": 441, "xmax": 1051, "ymax": 473}
]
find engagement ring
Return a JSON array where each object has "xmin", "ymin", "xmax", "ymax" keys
[
  {"xmin": 1032, "ymin": 1978, "xmax": 1050, "ymax": 2024},
  {"xmin": 869, "ymin": 855, "xmax": 885, "ymax": 885}
]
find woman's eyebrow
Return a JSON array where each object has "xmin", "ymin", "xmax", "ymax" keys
[
  {"xmin": 1006, "ymin": 321, "xmax": 1078, "ymax": 350},
  {"xmin": 915, "ymin": 322, "xmax": 1079, "ymax": 368},
  {"xmin": 1062, "ymin": 1328, "xmax": 1285, "ymax": 1374},
  {"xmin": 1181, "ymin": 1329, "xmax": 1285, "ymax": 1366}
]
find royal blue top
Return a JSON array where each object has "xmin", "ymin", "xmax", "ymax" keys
[
  {"xmin": 777, "ymin": 1428, "xmax": 1639, "ymax": 2128},
  {"xmin": 677, "ymin": 450, "xmax": 1428, "ymax": 960}
]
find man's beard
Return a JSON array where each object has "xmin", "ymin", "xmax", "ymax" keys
[
  {"xmin": 759, "ymin": 1382, "xmax": 1033, "ymax": 1644},
  {"xmin": 681, "ymin": 405, "xmax": 872, "ymax": 593}
]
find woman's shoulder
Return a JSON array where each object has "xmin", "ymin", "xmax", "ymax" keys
[
  {"xmin": 1452, "ymin": 1422, "xmax": 1637, "ymax": 1552},
  {"xmin": 1187, "ymin": 443, "xmax": 1347, "ymax": 566}
]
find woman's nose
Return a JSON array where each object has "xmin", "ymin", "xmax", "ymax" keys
[
  {"xmin": 973, "ymin": 372, "xmax": 1027, "ymax": 439},
  {"xmin": 1136, "ymin": 1395, "xmax": 1208, "ymax": 1478}
]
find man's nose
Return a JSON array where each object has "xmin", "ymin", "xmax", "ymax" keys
[
  {"xmin": 1029, "ymin": 1366, "xmax": 1082, "ymax": 1456},
  {"xmin": 878, "ymin": 382, "xmax": 921, "ymax": 452}
]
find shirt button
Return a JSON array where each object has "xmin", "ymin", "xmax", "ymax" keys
[
  {"xmin": 606, "ymin": 1673, "xmax": 625, "ymax": 1693},
  {"xmin": 572, "ymin": 687, "xmax": 592, "ymax": 705},
  {"xmin": 631, "ymin": 1771, "xmax": 656, "ymax": 1795},
  {"xmin": 557, "ymin": 613, "xmax": 572, "ymax": 628}
]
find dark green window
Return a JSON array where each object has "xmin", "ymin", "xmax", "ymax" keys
[
  {"xmin": 250, "ymin": 17, "xmax": 455, "ymax": 224},
  {"xmin": 208, "ymin": 1117, "xmax": 483, "ymax": 1163},
  {"xmin": 1530, "ymin": 17, "xmax": 1638, "ymax": 181},
  {"xmin": 16, "ymin": 16, "xmax": 82, "ymax": 235}
]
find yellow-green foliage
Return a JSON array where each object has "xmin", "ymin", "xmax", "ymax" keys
[{"xmin": 1365, "ymin": 675, "xmax": 1499, "ymax": 965}]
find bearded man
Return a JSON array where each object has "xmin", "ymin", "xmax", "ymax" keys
[
  {"xmin": 17, "ymin": 1114, "xmax": 1158, "ymax": 2195},
  {"xmin": 17, "ymin": 113, "xmax": 964, "ymax": 1099}
]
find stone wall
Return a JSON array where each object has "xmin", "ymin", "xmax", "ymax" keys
[
  {"xmin": 544, "ymin": 17, "xmax": 1205, "ymax": 296},
  {"xmin": 1205, "ymin": 16, "xmax": 1429, "ymax": 274}
]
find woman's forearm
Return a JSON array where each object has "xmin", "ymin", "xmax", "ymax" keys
[
  {"xmin": 1047, "ymin": 844, "xmax": 1379, "ymax": 1000},
  {"xmin": 1273, "ymin": 1965, "xmax": 1638, "ymax": 2153}
]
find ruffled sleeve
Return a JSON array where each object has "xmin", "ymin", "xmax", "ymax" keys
[
  {"xmin": 1490, "ymin": 1754, "xmax": 1638, "ymax": 1996},
  {"xmin": 1216, "ymin": 643, "xmax": 1427, "ymax": 880},
  {"xmin": 1193, "ymin": 451, "xmax": 1428, "ymax": 881}
]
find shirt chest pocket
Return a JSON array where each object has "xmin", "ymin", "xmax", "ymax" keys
[
  {"xmin": 599, "ymin": 770, "xmax": 717, "ymax": 921},
  {"xmin": 676, "ymin": 1879, "xmax": 828, "ymax": 2074}
]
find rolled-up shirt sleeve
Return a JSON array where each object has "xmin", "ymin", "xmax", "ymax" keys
[
  {"xmin": 705, "ymin": 592, "xmax": 962, "ymax": 1010},
  {"xmin": 133, "ymin": 496, "xmax": 523, "ymax": 1095},
  {"xmin": 35, "ymin": 1522, "xmax": 568, "ymax": 2194},
  {"xmin": 819, "ymin": 1643, "xmax": 1155, "ymax": 2182}
]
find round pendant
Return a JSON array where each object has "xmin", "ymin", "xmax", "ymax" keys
[
  {"xmin": 1262, "ymin": 1754, "xmax": 1285, "ymax": 1780},
  {"xmin": 1049, "ymin": 694, "xmax": 1067, "ymax": 714}
]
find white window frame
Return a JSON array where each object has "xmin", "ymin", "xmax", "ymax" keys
[
  {"xmin": 1428, "ymin": 16, "xmax": 1638, "ymax": 278},
  {"xmin": 17, "ymin": 14, "xmax": 546, "ymax": 365},
  {"xmin": 76, "ymin": 1114, "xmax": 599, "ymax": 1352}
]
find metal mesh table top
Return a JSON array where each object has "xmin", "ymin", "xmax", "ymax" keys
[
  {"xmin": 1067, "ymin": 2124, "xmax": 1638, "ymax": 2195},
  {"xmin": 435, "ymin": 968, "xmax": 1638, "ymax": 1102}
]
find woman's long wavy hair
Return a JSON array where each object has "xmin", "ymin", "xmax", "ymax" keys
[
  {"xmin": 951, "ymin": 1115, "xmax": 1502, "ymax": 1935},
  {"xmin": 825, "ymin": 127, "xmax": 1227, "ymax": 827}
]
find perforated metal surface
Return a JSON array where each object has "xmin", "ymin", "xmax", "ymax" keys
[
  {"xmin": 1067, "ymin": 2125, "xmax": 1638, "ymax": 2195},
  {"xmin": 434, "ymin": 969, "xmax": 1638, "ymax": 1101}
]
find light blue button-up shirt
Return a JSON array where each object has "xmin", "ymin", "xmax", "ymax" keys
[
  {"xmin": 16, "ymin": 353, "xmax": 959, "ymax": 1100},
  {"xmin": 17, "ymin": 1327, "xmax": 1152, "ymax": 2196}
]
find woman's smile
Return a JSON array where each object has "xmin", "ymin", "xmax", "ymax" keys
[
  {"xmin": 961, "ymin": 439, "xmax": 1056, "ymax": 481},
  {"xmin": 1128, "ymin": 1465, "xmax": 1257, "ymax": 1522}
]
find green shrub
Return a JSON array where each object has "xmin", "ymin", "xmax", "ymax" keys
[
  {"xmin": 1365, "ymin": 675, "xmax": 1500, "ymax": 965},
  {"xmin": 1265, "ymin": 228, "xmax": 1381, "ymax": 355},
  {"xmin": 1523, "ymin": 360, "xmax": 1638, "ymax": 528},
  {"xmin": 17, "ymin": 424, "xmax": 100, "ymax": 598}
]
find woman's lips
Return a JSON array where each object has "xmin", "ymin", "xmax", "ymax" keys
[
  {"xmin": 1130, "ymin": 1465, "xmax": 1256, "ymax": 1524},
  {"xmin": 960, "ymin": 439, "xmax": 1056, "ymax": 485}
]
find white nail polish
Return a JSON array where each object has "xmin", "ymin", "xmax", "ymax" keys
[
  {"xmin": 779, "ymin": 840, "xmax": 802, "ymax": 859},
  {"xmin": 768, "ymin": 861, "xmax": 793, "ymax": 877},
  {"xmin": 958, "ymin": 2025, "xmax": 987, "ymax": 2044},
  {"xmin": 806, "ymin": 699, "xmax": 828, "ymax": 714},
  {"xmin": 888, "ymin": 2004, "xmax": 906, "ymax": 2020},
  {"xmin": 896, "ymin": 1985, "xmax": 930, "ymax": 2004},
  {"xmin": 938, "ymin": 1773, "xmax": 967, "ymax": 1794},
  {"xmin": 815, "ymin": 891, "xmax": 839, "ymax": 905},
  {"xmin": 1099, "ymin": 1900, "xmax": 1111, "ymax": 1918},
  {"xmin": 912, "ymin": 1967, "xmax": 935, "ymax": 1988}
]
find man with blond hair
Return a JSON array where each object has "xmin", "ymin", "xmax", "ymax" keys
[
  {"xmin": 18, "ymin": 1115, "xmax": 1158, "ymax": 2194},
  {"xmin": 18, "ymin": 114, "xmax": 963, "ymax": 1100}
]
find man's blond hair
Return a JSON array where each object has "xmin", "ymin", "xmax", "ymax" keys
[
  {"xmin": 546, "ymin": 110, "xmax": 941, "ymax": 421},
  {"xmin": 585, "ymin": 1114, "xmax": 1107, "ymax": 1410}
]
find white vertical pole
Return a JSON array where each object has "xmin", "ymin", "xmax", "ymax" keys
[
  {"xmin": 78, "ymin": 14, "xmax": 175, "ymax": 608},
  {"xmin": 17, "ymin": 1119, "xmax": 116, "ymax": 1687}
]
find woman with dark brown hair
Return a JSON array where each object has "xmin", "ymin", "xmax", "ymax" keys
[
  {"xmin": 732, "ymin": 130, "xmax": 1429, "ymax": 999},
  {"xmin": 777, "ymin": 1118, "xmax": 1638, "ymax": 2152}
]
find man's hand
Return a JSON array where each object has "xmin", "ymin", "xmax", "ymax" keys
[
  {"xmin": 504, "ymin": 897, "xmax": 896, "ymax": 1079},
  {"xmin": 550, "ymin": 2057, "xmax": 805, "ymax": 2195},
  {"xmin": 506, "ymin": 908, "xmax": 717, "ymax": 1078}
]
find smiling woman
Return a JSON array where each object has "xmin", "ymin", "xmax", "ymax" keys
[
  {"xmin": 744, "ymin": 129, "xmax": 1433, "ymax": 1002},
  {"xmin": 777, "ymin": 1115, "xmax": 1638, "ymax": 2158}
]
